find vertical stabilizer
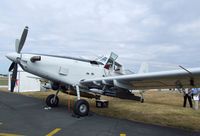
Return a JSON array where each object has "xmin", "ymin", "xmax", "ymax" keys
[{"xmin": 138, "ymin": 62, "xmax": 149, "ymax": 73}]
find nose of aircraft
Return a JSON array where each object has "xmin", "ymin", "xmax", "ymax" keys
[{"xmin": 6, "ymin": 52, "xmax": 20, "ymax": 62}]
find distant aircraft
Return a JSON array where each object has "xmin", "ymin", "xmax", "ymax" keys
[{"xmin": 6, "ymin": 26, "xmax": 200, "ymax": 116}]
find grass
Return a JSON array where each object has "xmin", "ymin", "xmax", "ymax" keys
[
  {"xmin": 20, "ymin": 90, "xmax": 200, "ymax": 131},
  {"xmin": 0, "ymin": 77, "xmax": 8, "ymax": 86}
]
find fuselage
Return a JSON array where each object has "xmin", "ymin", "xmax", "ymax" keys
[{"xmin": 9, "ymin": 53, "xmax": 108, "ymax": 86}]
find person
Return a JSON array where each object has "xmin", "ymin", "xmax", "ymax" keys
[
  {"xmin": 183, "ymin": 88, "xmax": 193, "ymax": 108},
  {"xmin": 191, "ymin": 88, "xmax": 199, "ymax": 110}
]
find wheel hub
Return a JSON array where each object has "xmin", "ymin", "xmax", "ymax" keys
[
  {"xmin": 50, "ymin": 98, "xmax": 56, "ymax": 104},
  {"xmin": 79, "ymin": 104, "xmax": 87, "ymax": 113}
]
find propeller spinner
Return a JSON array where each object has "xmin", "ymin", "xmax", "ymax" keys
[{"xmin": 6, "ymin": 26, "xmax": 28, "ymax": 92}]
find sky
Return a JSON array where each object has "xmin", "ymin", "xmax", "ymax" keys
[{"xmin": 1, "ymin": 0, "xmax": 200, "ymax": 74}]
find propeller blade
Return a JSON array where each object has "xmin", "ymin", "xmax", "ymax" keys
[
  {"xmin": 18, "ymin": 26, "xmax": 28, "ymax": 53},
  {"xmin": 15, "ymin": 39, "xmax": 20, "ymax": 53},
  {"xmin": 8, "ymin": 62, "xmax": 15, "ymax": 72},
  {"xmin": 10, "ymin": 63, "xmax": 18, "ymax": 92}
]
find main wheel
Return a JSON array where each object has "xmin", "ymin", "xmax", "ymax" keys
[
  {"xmin": 141, "ymin": 98, "xmax": 144, "ymax": 103},
  {"xmin": 73, "ymin": 99, "xmax": 89, "ymax": 116},
  {"xmin": 46, "ymin": 94, "xmax": 59, "ymax": 107}
]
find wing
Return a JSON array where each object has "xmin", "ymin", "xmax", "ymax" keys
[{"xmin": 80, "ymin": 67, "xmax": 200, "ymax": 90}]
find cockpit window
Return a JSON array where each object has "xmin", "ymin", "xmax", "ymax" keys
[
  {"xmin": 104, "ymin": 52, "xmax": 119, "ymax": 70},
  {"xmin": 99, "ymin": 57, "xmax": 108, "ymax": 64}
]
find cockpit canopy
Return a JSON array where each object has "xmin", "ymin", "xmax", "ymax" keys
[{"xmin": 97, "ymin": 52, "xmax": 123, "ymax": 72}]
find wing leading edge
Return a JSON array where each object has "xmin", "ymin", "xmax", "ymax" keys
[{"xmin": 80, "ymin": 67, "xmax": 200, "ymax": 90}]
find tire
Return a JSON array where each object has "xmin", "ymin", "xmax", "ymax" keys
[
  {"xmin": 141, "ymin": 98, "xmax": 144, "ymax": 103},
  {"xmin": 74, "ymin": 99, "xmax": 89, "ymax": 116},
  {"xmin": 46, "ymin": 94, "xmax": 59, "ymax": 107}
]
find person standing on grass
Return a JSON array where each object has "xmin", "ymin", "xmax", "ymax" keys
[
  {"xmin": 183, "ymin": 88, "xmax": 193, "ymax": 108},
  {"xmin": 191, "ymin": 88, "xmax": 199, "ymax": 110}
]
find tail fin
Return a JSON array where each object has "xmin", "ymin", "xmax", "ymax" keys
[{"xmin": 138, "ymin": 62, "xmax": 149, "ymax": 73}]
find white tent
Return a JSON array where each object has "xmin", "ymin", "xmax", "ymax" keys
[{"xmin": 8, "ymin": 67, "xmax": 41, "ymax": 92}]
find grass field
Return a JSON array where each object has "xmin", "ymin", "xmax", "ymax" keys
[
  {"xmin": 0, "ymin": 77, "xmax": 8, "ymax": 86},
  {"xmin": 20, "ymin": 90, "xmax": 200, "ymax": 131}
]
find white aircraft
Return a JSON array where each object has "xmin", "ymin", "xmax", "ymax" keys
[{"xmin": 6, "ymin": 26, "xmax": 200, "ymax": 116}]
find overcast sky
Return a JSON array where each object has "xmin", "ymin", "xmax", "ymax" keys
[{"xmin": 1, "ymin": 0, "xmax": 200, "ymax": 74}]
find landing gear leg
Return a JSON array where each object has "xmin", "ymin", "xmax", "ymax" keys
[
  {"xmin": 46, "ymin": 90, "xmax": 60, "ymax": 107},
  {"xmin": 76, "ymin": 85, "xmax": 80, "ymax": 100},
  {"xmin": 54, "ymin": 90, "xmax": 59, "ymax": 101},
  {"xmin": 73, "ymin": 85, "xmax": 89, "ymax": 117}
]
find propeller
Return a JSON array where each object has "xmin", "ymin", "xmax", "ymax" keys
[{"xmin": 8, "ymin": 26, "xmax": 28, "ymax": 92}]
